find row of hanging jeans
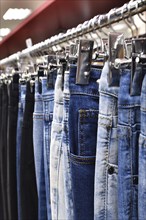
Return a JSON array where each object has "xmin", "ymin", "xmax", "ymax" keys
[{"xmin": 0, "ymin": 60, "xmax": 146, "ymax": 220}]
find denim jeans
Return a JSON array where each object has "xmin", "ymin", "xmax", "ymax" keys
[
  {"xmin": 33, "ymin": 80, "xmax": 47, "ymax": 220},
  {"xmin": 50, "ymin": 73, "xmax": 64, "ymax": 220},
  {"xmin": 20, "ymin": 81, "xmax": 38, "ymax": 220},
  {"xmin": 94, "ymin": 61, "xmax": 119, "ymax": 220},
  {"xmin": 0, "ymin": 85, "xmax": 3, "ymax": 220},
  {"xmin": 62, "ymin": 70, "xmax": 74, "ymax": 220},
  {"xmin": 16, "ymin": 84, "xmax": 26, "ymax": 220},
  {"xmin": 7, "ymin": 76, "xmax": 19, "ymax": 220},
  {"xmin": 138, "ymin": 66, "xmax": 146, "ymax": 220},
  {"xmin": 42, "ymin": 72, "xmax": 56, "ymax": 220},
  {"xmin": 118, "ymin": 67, "xmax": 140, "ymax": 220},
  {"xmin": 69, "ymin": 65, "xmax": 101, "ymax": 220}
]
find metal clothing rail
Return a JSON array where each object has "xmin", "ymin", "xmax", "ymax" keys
[{"xmin": 0, "ymin": 0, "xmax": 146, "ymax": 66}]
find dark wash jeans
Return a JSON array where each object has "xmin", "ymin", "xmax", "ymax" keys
[
  {"xmin": 20, "ymin": 81, "xmax": 38, "ymax": 220},
  {"xmin": 69, "ymin": 65, "xmax": 101, "ymax": 220},
  {"xmin": 0, "ymin": 84, "xmax": 8, "ymax": 220},
  {"xmin": 118, "ymin": 67, "xmax": 140, "ymax": 220},
  {"xmin": 7, "ymin": 76, "xmax": 19, "ymax": 220},
  {"xmin": 16, "ymin": 84, "xmax": 26, "ymax": 220},
  {"xmin": 0, "ymin": 85, "xmax": 3, "ymax": 220}
]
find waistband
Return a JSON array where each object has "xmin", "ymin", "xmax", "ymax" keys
[
  {"xmin": 99, "ymin": 61, "xmax": 119, "ymax": 98},
  {"xmin": 118, "ymin": 68, "xmax": 140, "ymax": 107},
  {"xmin": 54, "ymin": 74, "xmax": 63, "ymax": 103},
  {"xmin": 41, "ymin": 77, "xmax": 55, "ymax": 96},
  {"xmin": 69, "ymin": 65, "xmax": 101, "ymax": 96}
]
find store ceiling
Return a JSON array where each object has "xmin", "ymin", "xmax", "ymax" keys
[{"xmin": 0, "ymin": 0, "xmax": 46, "ymax": 41}]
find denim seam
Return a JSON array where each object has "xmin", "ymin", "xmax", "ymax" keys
[
  {"xmin": 105, "ymin": 126, "xmax": 111, "ymax": 220},
  {"xmin": 119, "ymin": 104, "xmax": 140, "ymax": 107},
  {"xmin": 79, "ymin": 121, "xmax": 85, "ymax": 156},
  {"xmin": 69, "ymin": 158, "xmax": 95, "ymax": 165},
  {"xmin": 70, "ymin": 91, "xmax": 99, "ymax": 97},
  {"xmin": 100, "ymin": 90, "xmax": 118, "ymax": 98}
]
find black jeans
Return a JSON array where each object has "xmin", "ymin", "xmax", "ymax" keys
[
  {"xmin": 0, "ymin": 85, "xmax": 3, "ymax": 220},
  {"xmin": 7, "ymin": 75, "xmax": 19, "ymax": 220},
  {"xmin": 20, "ymin": 81, "xmax": 38, "ymax": 220},
  {"xmin": 0, "ymin": 83, "xmax": 8, "ymax": 220}
]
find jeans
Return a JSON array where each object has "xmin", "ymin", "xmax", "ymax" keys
[
  {"xmin": 94, "ymin": 61, "xmax": 119, "ymax": 220},
  {"xmin": 0, "ymin": 84, "xmax": 8, "ymax": 220},
  {"xmin": 69, "ymin": 65, "xmax": 101, "ymax": 220},
  {"xmin": 138, "ymin": 66, "xmax": 146, "ymax": 220},
  {"xmin": 50, "ymin": 73, "xmax": 64, "ymax": 220},
  {"xmin": 42, "ymin": 72, "xmax": 56, "ymax": 220},
  {"xmin": 20, "ymin": 81, "xmax": 38, "ymax": 220},
  {"xmin": 7, "ymin": 76, "xmax": 19, "ymax": 220},
  {"xmin": 118, "ymin": 67, "xmax": 140, "ymax": 220},
  {"xmin": 0, "ymin": 85, "xmax": 3, "ymax": 220},
  {"xmin": 62, "ymin": 70, "xmax": 74, "ymax": 220},
  {"xmin": 16, "ymin": 84, "xmax": 26, "ymax": 220},
  {"xmin": 33, "ymin": 80, "xmax": 47, "ymax": 220}
]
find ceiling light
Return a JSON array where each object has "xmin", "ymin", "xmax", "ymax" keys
[
  {"xmin": 0, "ymin": 28, "xmax": 11, "ymax": 37},
  {"xmin": 3, "ymin": 8, "xmax": 32, "ymax": 20}
]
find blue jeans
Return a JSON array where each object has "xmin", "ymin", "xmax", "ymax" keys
[
  {"xmin": 33, "ymin": 80, "xmax": 47, "ymax": 220},
  {"xmin": 16, "ymin": 84, "xmax": 26, "ymax": 220},
  {"xmin": 118, "ymin": 68, "xmax": 140, "ymax": 220},
  {"xmin": 50, "ymin": 74, "xmax": 65, "ymax": 219},
  {"xmin": 62, "ymin": 71, "xmax": 74, "ymax": 220},
  {"xmin": 42, "ymin": 72, "xmax": 56, "ymax": 220},
  {"xmin": 94, "ymin": 61, "xmax": 119, "ymax": 220},
  {"xmin": 69, "ymin": 65, "xmax": 101, "ymax": 220},
  {"xmin": 138, "ymin": 67, "xmax": 146, "ymax": 220}
]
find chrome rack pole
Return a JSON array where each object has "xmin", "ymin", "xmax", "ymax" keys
[{"xmin": 0, "ymin": 0, "xmax": 146, "ymax": 66}]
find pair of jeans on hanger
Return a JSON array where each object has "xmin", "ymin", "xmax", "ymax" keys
[
  {"xmin": 16, "ymin": 84, "xmax": 26, "ymax": 220},
  {"xmin": 94, "ymin": 63, "xmax": 144, "ymax": 220},
  {"xmin": 20, "ymin": 81, "xmax": 38, "ymax": 220},
  {"xmin": 0, "ymin": 83, "xmax": 8, "ymax": 220},
  {"xmin": 33, "ymin": 71, "xmax": 56, "ymax": 220}
]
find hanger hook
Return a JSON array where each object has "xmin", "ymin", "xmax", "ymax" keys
[
  {"xmin": 121, "ymin": 3, "xmax": 134, "ymax": 37},
  {"xmin": 127, "ymin": 2, "xmax": 139, "ymax": 37},
  {"xmin": 107, "ymin": 8, "xmax": 116, "ymax": 33}
]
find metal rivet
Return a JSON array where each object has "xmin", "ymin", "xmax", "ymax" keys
[{"xmin": 84, "ymin": 71, "xmax": 90, "ymax": 77}]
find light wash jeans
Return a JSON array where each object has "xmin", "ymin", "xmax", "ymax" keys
[
  {"xmin": 138, "ymin": 66, "xmax": 146, "ymax": 220},
  {"xmin": 42, "ymin": 71, "xmax": 56, "ymax": 220},
  {"xmin": 94, "ymin": 61, "xmax": 119, "ymax": 220},
  {"xmin": 50, "ymin": 73, "xmax": 65, "ymax": 220}
]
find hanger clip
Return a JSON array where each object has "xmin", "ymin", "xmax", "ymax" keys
[
  {"xmin": 76, "ymin": 39, "xmax": 94, "ymax": 85},
  {"xmin": 130, "ymin": 38, "xmax": 146, "ymax": 96},
  {"xmin": 108, "ymin": 32, "xmax": 124, "ymax": 87}
]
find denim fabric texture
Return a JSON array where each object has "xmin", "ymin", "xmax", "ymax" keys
[
  {"xmin": 33, "ymin": 80, "xmax": 47, "ymax": 220},
  {"xmin": 62, "ymin": 70, "xmax": 74, "ymax": 220},
  {"xmin": 118, "ymin": 67, "xmax": 140, "ymax": 220},
  {"xmin": 16, "ymin": 84, "xmax": 26, "ymax": 220},
  {"xmin": 138, "ymin": 66, "xmax": 146, "ymax": 220},
  {"xmin": 7, "ymin": 76, "xmax": 19, "ymax": 220},
  {"xmin": 94, "ymin": 61, "xmax": 119, "ymax": 220},
  {"xmin": 0, "ymin": 83, "xmax": 8, "ymax": 220},
  {"xmin": 42, "ymin": 71, "xmax": 56, "ymax": 220},
  {"xmin": 69, "ymin": 65, "xmax": 101, "ymax": 220},
  {"xmin": 50, "ymin": 73, "xmax": 64, "ymax": 220},
  {"xmin": 0, "ymin": 85, "xmax": 3, "ymax": 220},
  {"xmin": 20, "ymin": 81, "xmax": 38, "ymax": 220}
]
